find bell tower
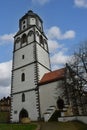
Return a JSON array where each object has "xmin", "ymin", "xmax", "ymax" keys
[{"xmin": 10, "ymin": 10, "xmax": 51, "ymax": 122}]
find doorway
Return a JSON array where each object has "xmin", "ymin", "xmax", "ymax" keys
[{"xmin": 19, "ymin": 109, "xmax": 28, "ymax": 121}]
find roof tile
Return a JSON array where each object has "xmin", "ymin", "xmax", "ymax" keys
[{"xmin": 39, "ymin": 68, "xmax": 65, "ymax": 85}]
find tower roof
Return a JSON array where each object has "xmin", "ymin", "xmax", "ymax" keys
[
  {"xmin": 14, "ymin": 10, "xmax": 44, "ymax": 37},
  {"xmin": 20, "ymin": 10, "xmax": 43, "ymax": 23}
]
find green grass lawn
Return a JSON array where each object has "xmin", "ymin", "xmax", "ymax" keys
[
  {"xmin": 0, "ymin": 124, "xmax": 37, "ymax": 130},
  {"xmin": 0, "ymin": 112, "xmax": 9, "ymax": 123},
  {"xmin": 0, "ymin": 121, "xmax": 87, "ymax": 130}
]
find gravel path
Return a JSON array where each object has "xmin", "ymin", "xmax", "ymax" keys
[{"xmin": 38, "ymin": 121, "xmax": 81, "ymax": 130}]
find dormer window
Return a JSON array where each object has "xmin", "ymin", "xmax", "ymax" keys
[
  {"xmin": 23, "ymin": 25, "xmax": 25, "ymax": 29},
  {"xmin": 23, "ymin": 20, "xmax": 25, "ymax": 24},
  {"xmin": 21, "ymin": 19, "xmax": 27, "ymax": 30}
]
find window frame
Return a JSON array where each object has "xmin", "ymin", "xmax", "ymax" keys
[
  {"xmin": 22, "ymin": 93, "xmax": 25, "ymax": 102},
  {"xmin": 21, "ymin": 73, "xmax": 25, "ymax": 82}
]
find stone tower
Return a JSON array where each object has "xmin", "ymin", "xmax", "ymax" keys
[{"xmin": 10, "ymin": 10, "xmax": 51, "ymax": 122}]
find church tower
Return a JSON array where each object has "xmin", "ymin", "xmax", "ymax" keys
[{"xmin": 10, "ymin": 10, "xmax": 51, "ymax": 122}]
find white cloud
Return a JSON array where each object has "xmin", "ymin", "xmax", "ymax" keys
[
  {"xmin": 74, "ymin": 0, "xmax": 87, "ymax": 8},
  {"xmin": 0, "ymin": 86, "xmax": 10, "ymax": 99},
  {"xmin": 51, "ymin": 64, "xmax": 64, "ymax": 70},
  {"xmin": 46, "ymin": 26, "xmax": 74, "ymax": 70},
  {"xmin": 50, "ymin": 50, "xmax": 71, "ymax": 70},
  {"xmin": 0, "ymin": 61, "xmax": 12, "ymax": 82},
  {"xmin": 48, "ymin": 40, "xmax": 63, "ymax": 52},
  {"xmin": 47, "ymin": 26, "xmax": 61, "ymax": 39},
  {"xmin": 47, "ymin": 26, "xmax": 75, "ymax": 40},
  {"xmin": 0, "ymin": 33, "xmax": 15, "ymax": 45},
  {"xmin": 32, "ymin": 0, "xmax": 50, "ymax": 5},
  {"xmin": 51, "ymin": 51, "xmax": 70, "ymax": 65},
  {"xmin": 63, "ymin": 30, "xmax": 76, "ymax": 39},
  {"xmin": 0, "ymin": 60, "xmax": 12, "ymax": 98}
]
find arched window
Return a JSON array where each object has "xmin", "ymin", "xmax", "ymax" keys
[
  {"xmin": 44, "ymin": 39, "xmax": 47, "ymax": 44},
  {"xmin": 44, "ymin": 39, "xmax": 48, "ymax": 51},
  {"xmin": 15, "ymin": 37, "xmax": 20, "ymax": 43},
  {"xmin": 40, "ymin": 35, "xmax": 44, "ymax": 47},
  {"xmin": 22, "ymin": 93, "xmax": 25, "ymax": 102},
  {"xmin": 28, "ymin": 30, "xmax": 34, "ymax": 44},
  {"xmin": 35, "ymin": 31, "xmax": 39, "ymax": 43},
  {"xmin": 21, "ymin": 73, "xmax": 25, "ymax": 82},
  {"xmin": 40, "ymin": 35, "xmax": 43, "ymax": 43},
  {"xmin": 21, "ymin": 34, "xmax": 27, "ymax": 43},
  {"xmin": 15, "ymin": 37, "xmax": 21, "ymax": 50},
  {"xmin": 36, "ymin": 31, "xmax": 39, "ymax": 36},
  {"xmin": 28, "ymin": 30, "xmax": 34, "ymax": 36}
]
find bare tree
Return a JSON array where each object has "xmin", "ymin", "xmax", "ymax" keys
[
  {"xmin": 53, "ymin": 41, "xmax": 87, "ymax": 116},
  {"xmin": 70, "ymin": 41, "xmax": 87, "ymax": 82},
  {"xmin": 66, "ymin": 41, "xmax": 87, "ymax": 115}
]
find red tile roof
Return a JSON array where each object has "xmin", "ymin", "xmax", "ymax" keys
[{"xmin": 39, "ymin": 68, "xmax": 65, "ymax": 85}]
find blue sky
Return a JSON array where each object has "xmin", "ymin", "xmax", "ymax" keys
[{"xmin": 0, "ymin": 0, "xmax": 87, "ymax": 98}]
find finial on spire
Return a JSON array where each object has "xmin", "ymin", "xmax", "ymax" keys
[{"xmin": 28, "ymin": 10, "xmax": 33, "ymax": 14}]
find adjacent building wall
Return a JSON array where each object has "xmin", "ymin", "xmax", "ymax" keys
[{"xmin": 39, "ymin": 80, "xmax": 64, "ymax": 118}]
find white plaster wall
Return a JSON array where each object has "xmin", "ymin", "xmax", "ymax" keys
[
  {"xmin": 14, "ymin": 43, "xmax": 34, "ymax": 69},
  {"xmin": 38, "ymin": 20, "xmax": 42, "ymax": 29},
  {"xmin": 28, "ymin": 34, "xmax": 34, "ymax": 44},
  {"xmin": 58, "ymin": 116, "xmax": 87, "ymax": 124},
  {"xmin": 77, "ymin": 116, "xmax": 87, "ymax": 124},
  {"xmin": 37, "ymin": 44, "xmax": 50, "ymax": 69},
  {"xmin": 11, "ymin": 91, "xmax": 38, "ymax": 122},
  {"xmin": 38, "ymin": 63, "xmax": 50, "ymax": 81},
  {"xmin": 58, "ymin": 116, "xmax": 76, "ymax": 122},
  {"xmin": 15, "ymin": 42, "xmax": 21, "ymax": 50},
  {"xmin": 39, "ymin": 81, "xmax": 63, "ymax": 118},
  {"xmin": 12, "ymin": 64, "xmax": 36, "ymax": 93},
  {"xmin": 21, "ymin": 42, "xmax": 27, "ymax": 47},
  {"xmin": 35, "ymin": 33, "xmax": 39, "ymax": 43},
  {"xmin": 30, "ymin": 18, "xmax": 36, "ymax": 25}
]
